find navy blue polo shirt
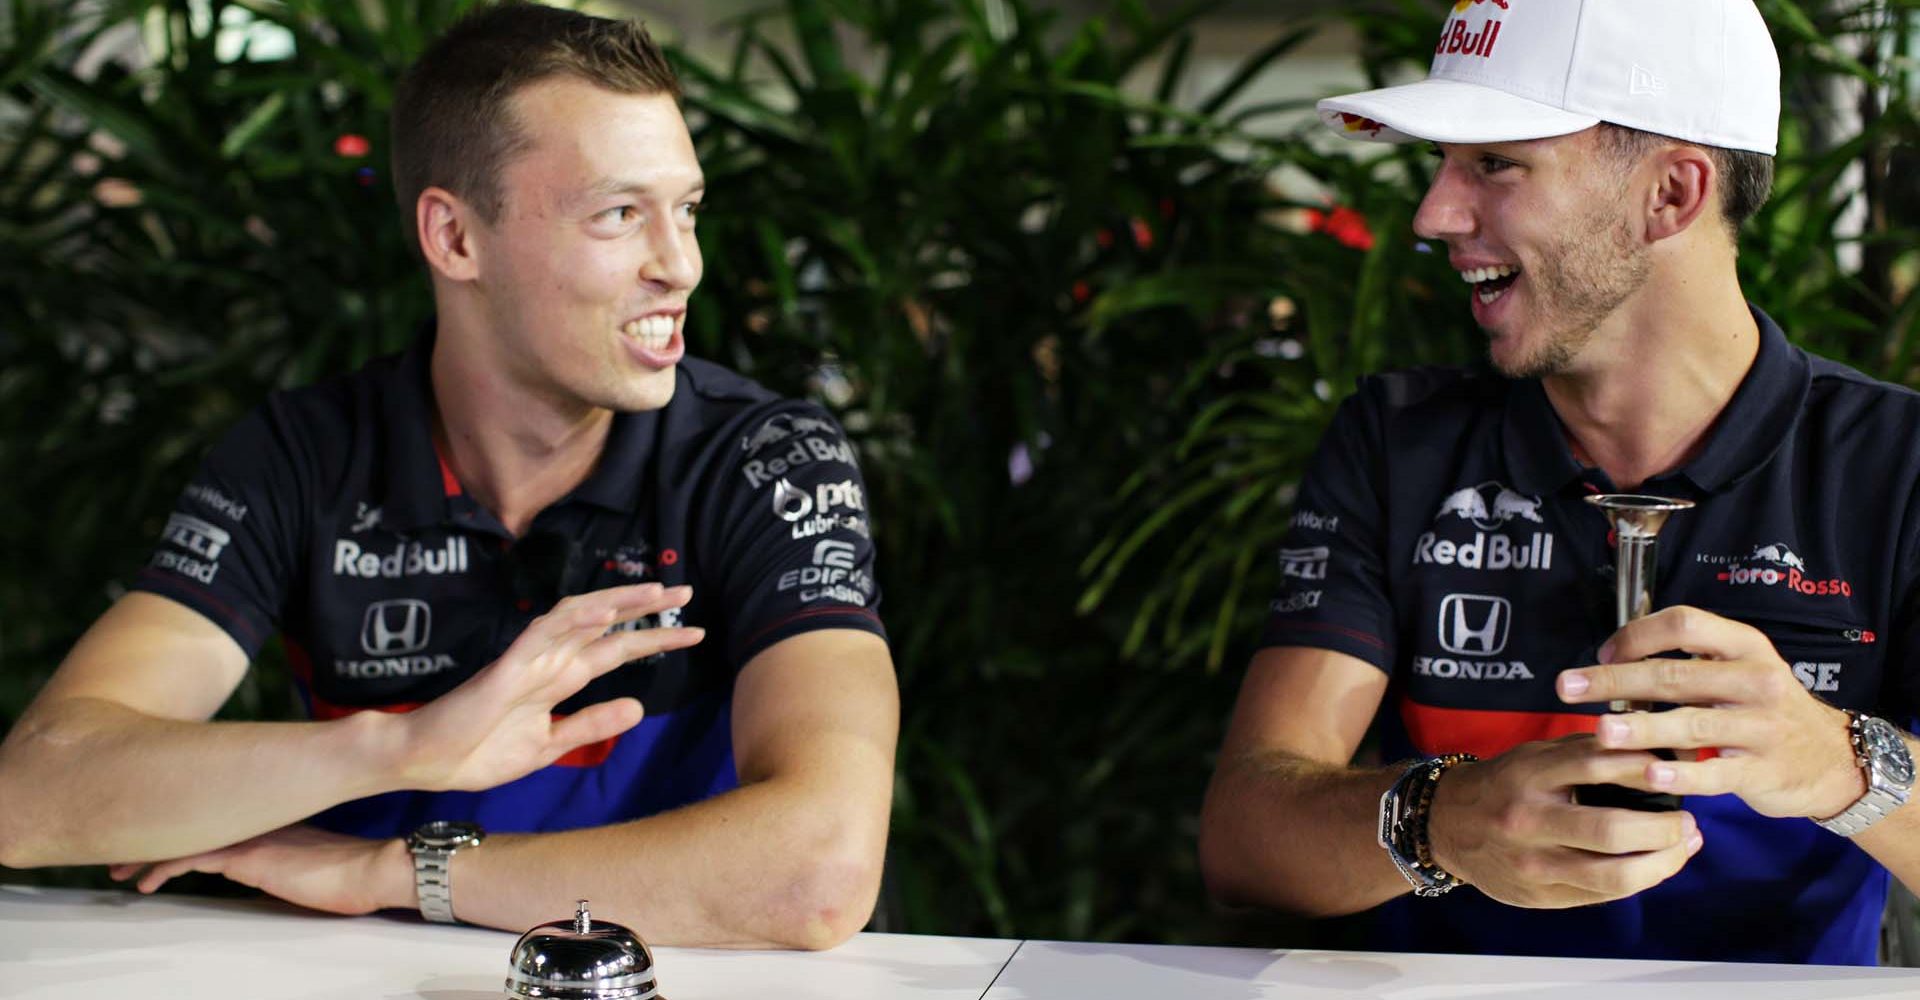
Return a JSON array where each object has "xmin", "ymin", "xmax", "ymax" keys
[
  {"xmin": 1262, "ymin": 306, "xmax": 1920, "ymax": 965},
  {"xmin": 135, "ymin": 335, "xmax": 885, "ymax": 837}
]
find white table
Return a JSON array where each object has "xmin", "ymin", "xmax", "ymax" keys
[
  {"xmin": 8, "ymin": 885, "xmax": 1920, "ymax": 999},
  {"xmin": 0, "ymin": 885, "xmax": 1014, "ymax": 999},
  {"xmin": 984, "ymin": 939, "xmax": 1920, "ymax": 999}
]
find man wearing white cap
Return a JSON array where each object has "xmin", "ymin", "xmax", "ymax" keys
[{"xmin": 1199, "ymin": 0, "xmax": 1920, "ymax": 963}]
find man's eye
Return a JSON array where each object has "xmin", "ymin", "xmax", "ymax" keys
[
  {"xmin": 1481, "ymin": 156, "xmax": 1515, "ymax": 174},
  {"xmin": 600, "ymin": 206, "xmax": 639, "ymax": 224}
]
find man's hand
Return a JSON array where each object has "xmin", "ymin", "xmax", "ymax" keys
[
  {"xmin": 1427, "ymin": 735, "xmax": 1702, "ymax": 908},
  {"xmin": 109, "ymin": 825, "xmax": 410, "ymax": 916},
  {"xmin": 1558, "ymin": 605, "xmax": 1864, "ymax": 821},
  {"xmin": 399, "ymin": 583, "xmax": 705, "ymax": 792}
]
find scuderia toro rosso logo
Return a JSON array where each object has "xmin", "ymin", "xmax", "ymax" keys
[
  {"xmin": 1413, "ymin": 481, "xmax": 1555, "ymax": 572},
  {"xmin": 1699, "ymin": 542, "xmax": 1853, "ymax": 598}
]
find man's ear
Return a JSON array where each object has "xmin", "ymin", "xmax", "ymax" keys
[
  {"xmin": 417, "ymin": 187, "xmax": 482, "ymax": 282},
  {"xmin": 1644, "ymin": 145, "xmax": 1716, "ymax": 243}
]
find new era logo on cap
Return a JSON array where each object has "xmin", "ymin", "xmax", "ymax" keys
[{"xmin": 1316, "ymin": 0, "xmax": 1779, "ymax": 155}]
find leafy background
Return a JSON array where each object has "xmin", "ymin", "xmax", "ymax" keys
[{"xmin": 2, "ymin": 0, "xmax": 1916, "ymax": 949}]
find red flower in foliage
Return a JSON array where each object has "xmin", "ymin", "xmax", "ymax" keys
[
  {"xmin": 1304, "ymin": 204, "xmax": 1374, "ymax": 252},
  {"xmin": 333, "ymin": 133, "xmax": 371, "ymax": 158},
  {"xmin": 1129, "ymin": 217, "xmax": 1154, "ymax": 251}
]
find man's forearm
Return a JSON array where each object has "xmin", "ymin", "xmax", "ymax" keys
[
  {"xmin": 414, "ymin": 768, "xmax": 889, "ymax": 949},
  {"xmin": 0, "ymin": 697, "xmax": 405, "ymax": 867},
  {"xmin": 1197, "ymin": 750, "xmax": 1411, "ymax": 917}
]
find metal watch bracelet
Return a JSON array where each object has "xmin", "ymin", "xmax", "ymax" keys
[
  {"xmin": 1378, "ymin": 754, "xmax": 1476, "ymax": 897},
  {"xmin": 1815, "ymin": 710, "xmax": 1914, "ymax": 838}
]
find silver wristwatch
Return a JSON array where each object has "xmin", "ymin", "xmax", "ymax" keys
[
  {"xmin": 1816, "ymin": 712, "xmax": 1914, "ymax": 837},
  {"xmin": 407, "ymin": 820, "xmax": 485, "ymax": 923}
]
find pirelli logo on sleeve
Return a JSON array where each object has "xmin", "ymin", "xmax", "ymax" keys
[{"xmin": 150, "ymin": 512, "xmax": 231, "ymax": 584}]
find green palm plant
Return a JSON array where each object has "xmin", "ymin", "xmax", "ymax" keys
[
  {"xmin": 1, "ymin": 0, "xmax": 467, "ymax": 734},
  {"xmin": 680, "ymin": 0, "xmax": 1348, "ymax": 940}
]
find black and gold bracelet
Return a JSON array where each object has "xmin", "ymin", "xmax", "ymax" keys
[{"xmin": 1378, "ymin": 753, "xmax": 1478, "ymax": 897}]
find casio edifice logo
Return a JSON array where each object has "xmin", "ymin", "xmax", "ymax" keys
[
  {"xmin": 777, "ymin": 538, "xmax": 874, "ymax": 606},
  {"xmin": 1413, "ymin": 482, "xmax": 1555, "ymax": 572}
]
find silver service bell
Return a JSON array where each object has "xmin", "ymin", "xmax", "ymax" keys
[{"xmin": 505, "ymin": 899, "xmax": 662, "ymax": 1000}]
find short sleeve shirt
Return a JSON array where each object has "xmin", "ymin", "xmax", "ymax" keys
[
  {"xmin": 132, "ymin": 336, "xmax": 886, "ymax": 837},
  {"xmin": 1260, "ymin": 307, "xmax": 1920, "ymax": 965}
]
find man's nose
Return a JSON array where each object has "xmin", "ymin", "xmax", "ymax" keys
[
  {"xmin": 1412, "ymin": 159, "xmax": 1475, "ymax": 243},
  {"xmin": 641, "ymin": 217, "xmax": 700, "ymax": 290}
]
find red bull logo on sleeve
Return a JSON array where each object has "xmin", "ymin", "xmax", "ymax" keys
[{"xmin": 1437, "ymin": 0, "xmax": 1509, "ymax": 59}]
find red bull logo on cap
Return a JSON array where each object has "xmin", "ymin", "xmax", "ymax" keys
[
  {"xmin": 1337, "ymin": 112, "xmax": 1387, "ymax": 137},
  {"xmin": 1437, "ymin": 0, "xmax": 1509, "ymax": 59}
]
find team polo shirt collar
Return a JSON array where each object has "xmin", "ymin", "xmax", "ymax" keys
[
  {"xmin": 376, "ymin": 333, "xmax": 660, "ymax": 532},
  {"xmin": 1501, "ymin": 305, "xmax": 1809, "ymax": 497},
  {"xmin": 379, "ymin": 335, "xmax": 447, "ymax": 533},
  {"xmin": 568, "ymin": 407, "xmax": 657, "ymax": 513}
]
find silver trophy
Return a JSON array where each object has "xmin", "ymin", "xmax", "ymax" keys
[{"xmin": 1576, "ymin": 494, "xmax": 1694, "ymax": 812}]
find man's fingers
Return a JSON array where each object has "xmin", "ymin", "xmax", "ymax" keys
[
  {"xmin": 578, "ymin": 626, "xmax": 707, "ymax": 679},
  {"xmin": 1560, "ymin": 656, "xmax": 1755, "ymax": 708},
  {"xmin": 135, "ymin": 852, "xmax": 220, "ymax": 894},
  {"xmin": 1593, "ymin": 707, "xmax": 1763, "ymax": 753},
  {"xmin": 1539, "ymin": 803, "xmax": 1696, "ymax": 855},
  {"xmin": 523, "ymin": 584, "xmax": 693, "ymax": 648},
  {"xmin": 1554, "ymin": 834, "xmax": 1702, "ymax": 898},
  {"xmin": 1641, "ymin": 755, "xmax": 1743, "ymax": 798},
  {"xmin": 549, "ymin": 698, "xmax": 645, "ymax": 758},
  {"xmin": 1529, "ymin": 738, "xmax": 1668, "ymax": 790},
  {"xmin": 1594, "ymin": 606, "xmax": 1777, "ymax": 668}
]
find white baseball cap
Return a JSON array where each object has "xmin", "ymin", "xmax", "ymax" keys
[{"xmin": 1317, "ymin": 0, "xmax": 1780, "ymax": 155}]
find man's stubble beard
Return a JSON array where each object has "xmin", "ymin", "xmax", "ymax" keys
[{"xmin": 1494, "ymin": 196, "xmax": 1653, "ymax": 380}]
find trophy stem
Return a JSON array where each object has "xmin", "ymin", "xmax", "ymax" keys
[{"xmin": 1580, "ymin": 494, "xmax": 1694, "ymax": 811}]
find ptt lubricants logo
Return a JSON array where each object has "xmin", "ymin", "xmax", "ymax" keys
[{"xmin": 1438, "ymin": 0, "xmax": 1509, "ymax": 59}]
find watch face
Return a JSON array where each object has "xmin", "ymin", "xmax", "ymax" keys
[
  {"xmin": 1863, "ymin": 719, "xmax": 1916, "ymax": 787},
  {"xmin": 412, "ymin": 820, "xmax": 485, "ymax": 850}
]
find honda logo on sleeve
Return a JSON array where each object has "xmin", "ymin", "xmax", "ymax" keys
[
  {"xmin": 1438, "ymin": 594, "xmax": 1509, "ymax": 656},
  {"xmin": 361, "ymin": 599, "xmax": 431, "ymax": 655}
]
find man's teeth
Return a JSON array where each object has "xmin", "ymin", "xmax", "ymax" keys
[
  {"xmin": 1459, "ymin": 264, "xmax": 1520, "ymax": 284},
  {"xmin": 622, "ymin": 315, "xmax": 675, "ymax": 349}
]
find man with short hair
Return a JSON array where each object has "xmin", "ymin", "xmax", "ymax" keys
[
  {"xmin": 1199, "ymin": 0, "xmax": 1920, "ymax": 964},
  {"xmin": 0, "ymin": 2, "xmax": 897, "ymax": 950}
]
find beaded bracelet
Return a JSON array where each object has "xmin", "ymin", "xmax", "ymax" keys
[{"xmin": 1377, "ymin": 753, "xmax": 1478, "ymax": 897}]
